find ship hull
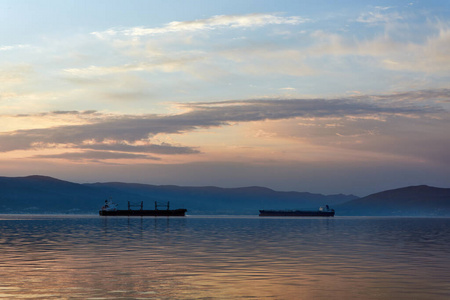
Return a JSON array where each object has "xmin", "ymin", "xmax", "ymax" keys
[
  {"xmin": 99, "ymin": 209, "xmax": 187, "ymax": 216},
  {"xmin": 259, "ymin": 210, "xmax": 335, "ymax": 217}
]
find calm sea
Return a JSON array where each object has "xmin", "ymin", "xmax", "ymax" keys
[{"xmin": 0, "ymin": 215, "xmax": 449, "ymax": 299}]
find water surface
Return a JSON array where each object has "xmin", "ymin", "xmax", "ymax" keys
[{"xmin": 0, "ymin": 215, "xmax": 449, "ymax": 299}]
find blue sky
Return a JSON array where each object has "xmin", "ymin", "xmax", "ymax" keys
[{"xmin": 1, "ymin": 0, "xmax": 449, "ymax": 195}]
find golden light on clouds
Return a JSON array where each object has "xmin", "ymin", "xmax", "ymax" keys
[{"xmin": 0, "ymin": 3, "xmax": 449, "ymax": 193}]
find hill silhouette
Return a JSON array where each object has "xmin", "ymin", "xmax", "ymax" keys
[
  {"xmin": 0, "ymin": 175, "xmax": 356, "ymax": 214},
  {"xmin": 335, "ymin": 185, "xmax": 450, "ymax": 216},
  {"xmin": 1, "ymin": 176, "xmax": 448, "ymax": 215}
]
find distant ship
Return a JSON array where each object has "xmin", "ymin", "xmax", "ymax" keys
[
  {"xmin": 259, "ymin": 205, "xmax": 335, "ymax": 217},
  {"xmin": 99, "ymin": 199, "xmax": 187, "ymax": 216}
]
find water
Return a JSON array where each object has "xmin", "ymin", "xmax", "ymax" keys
[{"xmin": 0, "ymin": 215, "xmax": 449, "ymax": 299}]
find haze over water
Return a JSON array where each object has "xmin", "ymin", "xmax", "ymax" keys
[{"xmin": 0, "ymin": 215, "xmax": 449, "ymax": 299}]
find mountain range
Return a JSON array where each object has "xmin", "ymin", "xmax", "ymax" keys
[{"xmin": 0, "ymin": 175, "xmax": 449, "ymax": 216}]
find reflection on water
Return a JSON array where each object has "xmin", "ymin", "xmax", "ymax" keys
[{"xmin": 0, "ymin": 215, "xmax": 449, "ymax": 299}]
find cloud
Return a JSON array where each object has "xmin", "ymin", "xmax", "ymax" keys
[
  {"xmin": 0, "ymin": 65, "xmax": 33, "ymax": 85},
  {"xmin": 32, "ymin": 150, "xmax": 160, "ymax": 161},
  {"xmin": 80, "ymin": 142, "xmax": 200, "ymax": 155},
  {"xmin": 50, "ymin": 110, "xmax": 98, "ymax": 116},
  {"xmin": 0, "ymin": 89, "xmax": 446, "ymax": 160},
  {"xmin": 58, "ymin": 12, "xmax": 450, "ymax": 101},
  {"xmin": 76, "ymin": 13, "xmax": 311, "ymax": 81},
  {"xmin": 304, "ymin": 21, "xmax": 450, "ymax": 76},
  {"xmin": 382, "ymin": 25, "xmax": 450, "ymax": 73},
  {"xmin": 0, "ymin": 44, "xmax": 31, "ymax": 51},
  {"xmin": 92, "ymin": 13, "xmax": 307, "ymax": 38},
  {"xmin": 365, "ymin": 89, "xmax": 450, "ymax": 102},
  {"xmin": 181, "ymin": 93, "xmax": 443, "ymax": 123},
  {"xmin": 356, "ymin": 7, "xmax": 402, "ymax": 24},
  {"xmin": 63, "ymin": 57, "xmax": 202, "ymax": 77}
]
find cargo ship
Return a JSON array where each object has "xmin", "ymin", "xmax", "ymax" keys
[
  {"xmin": 99, "ymin": 199, "xmax": 187, "ymax": 216},
  {"xmin": 259, "ymin": 205, "xmax": 335, "ymax": 217}
]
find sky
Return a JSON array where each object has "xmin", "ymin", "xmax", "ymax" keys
[{"xmin": 1, "ymin": 0, "xmax": 449, "ymax": 196}]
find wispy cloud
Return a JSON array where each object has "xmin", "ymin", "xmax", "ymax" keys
[
  {"xmin": 0, "ymin": 65, "xmax": 33, "ymax": 85},
  {"xmin": 306, "ymin": 22, "xmax": 450, "ymax": 75},
  {"xmin": 79, "ymin": 142, "xmax": 200, "ymax": 155},
  {"xmin": 32, "ymin": 150, "xmax": 160, "ymax": 161},
  {"xmin": 63, "ymin": 56, "xmax": 202, "ymax": 77},
  {"xmin": 92, "ymin": 13, "xmax": 307, "ymax": 38},
  {"xmin": 0, "ymin": 44, "xmax": 31, "ymax": 51},
  {"xmin": 356, "ymin": 6, "xmax": 402, "ymax": 24},
  {"xmin": 46, "ymin": 10, "xmax": 449, "ymax": 110}
]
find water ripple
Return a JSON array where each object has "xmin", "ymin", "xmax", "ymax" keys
[{"xmin": 0, "ymin": 216, "xmax": 449, "ymax": 299}]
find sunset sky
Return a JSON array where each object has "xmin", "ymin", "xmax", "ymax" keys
[{"xmin": 1, "ymin": 0, "xmax": 449, "ymax": 195}]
